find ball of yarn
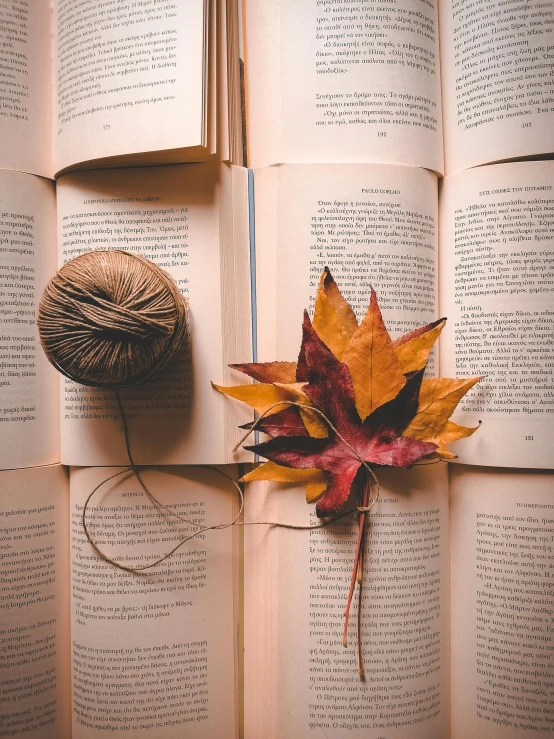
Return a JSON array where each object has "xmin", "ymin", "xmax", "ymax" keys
[{"xmin": 37, "ymin": 250, "xmax": 188, "ymax": 388}]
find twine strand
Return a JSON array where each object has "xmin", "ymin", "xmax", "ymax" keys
[{"xmin": 81, "ymin": 396, "xmax": 381, "ymax": 573}]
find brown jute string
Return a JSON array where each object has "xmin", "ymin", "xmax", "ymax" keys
[
  {"xmin": 81, "ymin": 397, "xmax": 382, "ymax": 574},
  {"xmin": 38, "ymin": 250, "xmax": 188, "ymax": 388}
]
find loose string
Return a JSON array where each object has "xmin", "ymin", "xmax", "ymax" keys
[
  {"xmin": 80, "ymin": 392, "xmax": 439, "ymax": 680},
  {"xmin": 81, "ymin": 393, "xmax": 379, "ymax": 574},
  {"xmin": 233, "ymin": 399, "xmax": 382, "ymax": 510}
]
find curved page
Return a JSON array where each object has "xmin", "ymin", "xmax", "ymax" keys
[
  {"xmin": 53, "ymin": 0, "xmax": 206, "ymax": 173},
  {"xmin": 245, "ymin": 0, "xmax": 443, "ymax": 172},
  {"xmin": 440, "ymin": 0, "xmax": 554, "ymax": 174},
  {"xmin": 439, "ymin": 161, "xmax": 554, "ymax": 467},
  {"xmin": 0, "ymin": 0, "xmax": 53, "ymax": 177},
  {"xmin": 0, "ymin": 465, "xmax": 70, "ymax": 739},
  {"xmin": 56, "ymin": 163, "xmax": 252, "ymax": 466},
  {"xmin": 450, "ymin": 466, "xmax": 554, "ymax": 739},
  {"xmin": 0, "ymin": 170, "xmax": 59, "ymax": 470},
  {"xmin": 254, "ymin": 163, "xmax": 440, "ymax": 371},
  {"xmin": 244, "ymin": 465, "xmax": 450, "ymax": 739},
  {"xmin": 70, "ymin": 466, "xmax": 238, "ymax": 739}
]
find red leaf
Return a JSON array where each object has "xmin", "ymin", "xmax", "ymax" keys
[
  {"xmin": 254, "ymin": 406, "xmax": 309, "ymax": 437},
  {"xmin": 247, "ymin": 314, "xmax": 436, "ymax": 517}
]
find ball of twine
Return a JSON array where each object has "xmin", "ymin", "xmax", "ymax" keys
[{"xmin": 37, "ymin": 250, "xmax": 188, "ymax": 388}]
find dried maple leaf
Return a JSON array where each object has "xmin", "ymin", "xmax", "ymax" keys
[
  {"xmin": 393, "ymin": 317, "xmax": 446, "ymax": 374},
  {"xmin": 212, "ymin": 381, "xmax": 300, "ymax": 416},
  {"xmin": 312, "ymin": 267, "xmax": 358, "ymax": 359},
  {"xmin": 403, "ymin": 376, "xmax": 481, "ymax": 442},
  {"xmin": 213, "ymin": 267, "xmax": 482, "ymax": 681},
  {"xmin": 241, "ymin": 461, "xmax": 328, "ymax": 503},
  {"xmin": 230, "ymin": 361, "xmax": 297, "ymax": 384},
  {"xmin": 245, "ymin": 314, "xmax": 437, "ymax": 518},
  {"xmin": 215, "ymin": 270, "xmax": 480, "ymax": 500},
  {"xmin": 429, "ymin": 420, "xmax": 480, "ymax": 460},
  {"xmin": 341, "ymin": 289, "xmax": 406, "ymax": 420}
]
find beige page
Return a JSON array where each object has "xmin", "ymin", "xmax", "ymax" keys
[
  {"xmin": 439, "ymin": 161, "xmax": 554, "ymax": 467},
  {"xmin": 244, "ymin": 0, "xmax": 443, "ymax": 172},
  {"xmin": 56, "ymin": 162, "xmax": 252, "ymax": 466},
  {"xmin": 450, "ymin": 466, "xmax": 554, "ymax": 739},
  {"xmin": 0, "ymin": 170, "xmax": 59, "ymax": 470},
  {"xmin": 440, "ymin": 0, "xmax": 554, "ymax": 174},
  {"xmin": 53, "ymin": 0, "xmax": 206, "ymax": 173},
  {"xmin": 254, "ymin": 163, "xmax": 440, "ymax": 369},
  {"xmin": 70, "ymin": 465, "xmax": 238, "ymax": 739},
  {"xmin": 0, "ymin": 0, "xmax": 53, "ymax": 177},
  {"xmin": 0, "ymin": 465, "xmax": 71, "ymax": 739},
  {"xmin": 244, "ymin": 464, "xmax": 450, "ymax": 739}
]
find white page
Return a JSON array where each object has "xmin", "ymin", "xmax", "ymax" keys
[
  {"xmin": 439, "ymin": 161, "xmax": 554, "ymax": 467},
  {"xmin": 0, "ymin": 0, "xmax": 53, "ymax": 177},
  {"xmin": 440, "ymin": 0, "xmax": 554, "ymax": 174},
  {"xmin": 254, "ymin": 163, "xmax": 440, "ymax": 371},
  {"xmin": 450, "ymin": 466, "xmax": 554, "ymax": 739},
  {"xmin": 56, "ymin": 163, "xmax": 251, "ymax": 466},
  {"xmin": 244, "ymin": 465, "xmax": 450, "ymax": 738},
  {"xmin": 245, "ymin": 0, "xmax": 443, "ymax": 172},
  {"xmin": 0, "ymin": 465, "xmax": 71, "ymax": 739},
  {"xmin": 53, "ymin": 0, "xmax": 206, "ymax": 173},
  {"xmin": 70, "ymin": 465, "xmax": 238, "ymax": 739},
  {"xmin": 0, "ymin": 169, "xmax": 59, "ymax": 470}
]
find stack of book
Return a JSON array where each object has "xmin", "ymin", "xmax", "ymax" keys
[{"xmin": 0, "ymin": 1, "xmax": 552, "ymax": 737}]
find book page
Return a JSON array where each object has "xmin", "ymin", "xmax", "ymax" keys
[
  {"xmin": 0, "ymin": 0, "xmax": 53, "ymax": 177},
  {"xmin": 244, "ymin": 465, "xmax": 450, "ymax": 738},
  {"xmin": 254, "ymin": 163, "xmax": 440, "ymax": 371},
  {"xmin": 244, "ymin": 0, "xmax": 443, "ymax": 172},
  {"xmin": 53, "ymin": 0, "xmax": 206, "ymax": 173},
  {"xmin": 70, "ymin": 465, "xmax": 238, "ymax": 739},
  {"xmin": 0, "ymin": 465, "xmax": 71, "ymax": 739},
  {"xmin": 439, "ymin": 161, "xmax": 554, "ymax": 467},
  {"xmin": 440, "ymin": 0, "xmax": 554, "ymax": 174},
  {"xmin": 56, "ymin": 163, "xmax": 252, "ymax": 466},
  {"xmin": 450, "ymin": 466, "xmax": 554, "ymax": 739},
  {"xmin": 0, "ymin": 170, "xmax": 59, "ymax": 470}
]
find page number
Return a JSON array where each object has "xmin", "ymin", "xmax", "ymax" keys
[
  {"xmin": 103, "ymin": 124, "xmax": 111, "ymax": 130},
  {"xmin": 378, "ymin": 131, "xmax": 387, "ymax": 137},
  {"xmin": 522, "ymin": 122, "xmax": 532, "ymax": 128},
  {"xmin": 525, "ymin": 436, "xmax": 534, "ymax": 441}
]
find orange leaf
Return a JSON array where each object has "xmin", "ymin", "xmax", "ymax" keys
[
  {"xmin": 212, "ymin": 382, "xmax": 296, "ymax": 416},
  {"xmin": 240, "ymin": 462, "xmax": 328, "ymax": 504},
  {"xmin": 341, "ymin": 289, "xmax": 406, "ymax": 420},
  {"xmin": 403, "ymin": 377, "xmax": 481, "ymax": 441},
  {"xmin": 214, "ymin": 381, "xmax": 329, "ymax": 437},
  {"xmin": 313, "ymin": 267, "xmax": 358, "ymax": 360},
  {"xmin": 229, "ymin": 361, "xmax": 297, "ymax": 384},
  {"xmin": 394, "ymin": 318, "xmax": 446, "ymax": 374},
  {"xmin": 241, "ymin": 461, "xmax": 327, "ymax": 485},
  {"xmin": 432, "ymin": 420, "xmax": 480, "ymax": 459},
  {"xmin": 306, "ymin": 480, "xmax": 329, "ymax": 504}
]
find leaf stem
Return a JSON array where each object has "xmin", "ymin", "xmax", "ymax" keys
[
  {"xmin": 343, "ymin": 467, "xmax": 371, "ymax": 679},
  {"xmin": 343, "ymin": 494, "xmax": 365, "ymax": 647}
]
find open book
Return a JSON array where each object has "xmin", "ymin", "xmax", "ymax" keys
[
  {"xmin": 243, "ymin": 463, "xmax": 554, "ymax": 739},
  {"xmin": 0, "ymin": 163, "xmax": 253, "ymax": 470},
  {"xmin": 0, "ymin": 463, "xmax": 239, "ymax": 739},
  {"xmin": 1, "ymin": 158, "xmax": 553, "ymax": 471},
  {"xmin": 2, "ymin": 154, "xmax": 553, "ymax": 738},
  {"xmin": 0, "ymin": 0, "xmax": 243, "ymax": 178},
  {"xmin": 243, "ymin": 0, "xmax": 554, "ymax": 173},
  {"xmin": 2, "ymin": 462, "xmax": 554, "ymax": 738}
]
